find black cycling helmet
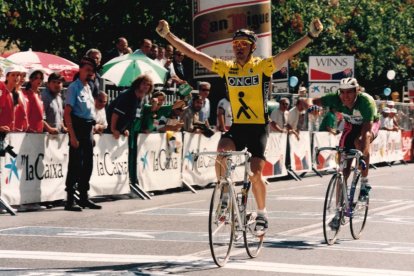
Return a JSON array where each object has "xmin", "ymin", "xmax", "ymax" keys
[{"xmin": 232, "ymin": 29, "xmax": 257, "ymax": 44}]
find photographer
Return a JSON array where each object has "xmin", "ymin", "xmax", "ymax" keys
[{"xmin": 182, "ymin": 94, "xmax": 214, "ymax": 137}]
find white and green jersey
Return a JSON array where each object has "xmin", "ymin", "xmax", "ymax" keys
[{"xmin": 321, "ymin": 92, "xmax": 379, "ymax": 125}]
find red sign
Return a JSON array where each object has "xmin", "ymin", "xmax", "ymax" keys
[{"xmin": 401, "ymin": 130, "xmax": 413, "ymax": 161}]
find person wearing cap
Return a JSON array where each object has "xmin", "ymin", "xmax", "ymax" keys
[
  {"xmin": 388, "ymin": 108, "xmax": 400, "ymax": 131},
  {"xmin": 42, "ymin": 72, "xmax": 66, "ymax": 134},
  {"xmin": 156, "ymin": 17, "xmax": 323, "ymax": 236},
  {"xmin": 166, "ymin": 99, "xmax": 185, "ymax": 131},
  {"xmin": 386, "ymin": 100, "xmax": 395, "ymax": 109},
  {"xmin": 380, "ymin": 107, "xmax": 394, "ymax": 131},
  {"xmin": 64, "ymin": 56, "xmax": 101, "ymax": 211},
  {"xmin": 2, "ymin": 65, "xmax": 26, "ymax": 132},
  {"xmin": 306, "ymin": 77, "xmax": 380, "ymax": 229},
  {"xmin": 298, "ymin": 86, "xmax": 307, "ymax": 97}
]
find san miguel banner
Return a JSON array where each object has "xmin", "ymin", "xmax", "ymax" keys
[
  {"xmin": 309, "ymin": 56, "xmax": 355, "ymax": 83},
  {"xmin": 136, "ymin": 133, "xmax": 183, "ymax": 192},
  {"xmin": 193, "ymin": 0, "xmax": 272, "ymax": 78},
  {"xmin": 89, "ymin": 134, "xmax": 130, "ymax": 197},
  {"xmin": 1, "ymin": 133, "xmax": 68, "ymax": 205}
]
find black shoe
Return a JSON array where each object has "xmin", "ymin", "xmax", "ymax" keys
[
  {"xmin": 78, "ymin": 199, "xmax": 102, "ymax": 209},
  {"xmin": 64, "ymin": 203, "xmax": 82, "ymax": 212}
]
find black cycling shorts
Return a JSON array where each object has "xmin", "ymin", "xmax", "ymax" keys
[
  {"xmin": 339, "ymin": 121, "xmax": 380, "ymax": 149},
  {"xmin": 222, "ymin": 124, "xmax": 269, "ymax": 160}
]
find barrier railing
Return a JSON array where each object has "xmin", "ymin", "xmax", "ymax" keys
[{"xmin": 0, "ymin": 130, "xmax": 412, "ymax": 214}]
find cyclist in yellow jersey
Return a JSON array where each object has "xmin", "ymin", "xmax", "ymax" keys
[{"xmin": 156, "ymin": 18, "xmax": 323, "ymax": 236}]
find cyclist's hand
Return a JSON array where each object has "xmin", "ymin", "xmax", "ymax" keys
[
  {"xmin": 309, "ymin": 18, "xmax": 323, "ymax": 38},
  {"xmin": 307, "ymin": 105, "xmax": 320, "ymax": 113},
  {"xmin": 156, "ymin": 20, "xmax": 170, "ymax": 38}
]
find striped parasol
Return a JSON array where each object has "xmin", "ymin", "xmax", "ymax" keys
[{"xmin": 101, "ymin": 51, "xmax": 168, "ymax": 86}]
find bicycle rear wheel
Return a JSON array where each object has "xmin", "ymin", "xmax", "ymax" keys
[
  {"xmin": 350, "ymin": 176, "xmax": 369, "ymax": 239},
  {"xmin": 243, "ymin": 182, "xmax": 264, "ymax": 258},
  {"xmin": 323, "ymin": 174, "xmax": 344, "ymax": 245},
  {"xmin": 209, "ymin": 181, "xmax": 234, "ymax": 267}
]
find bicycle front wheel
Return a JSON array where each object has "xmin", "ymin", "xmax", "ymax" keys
[
  {"xmin": 243, "ymin": 182, "xmax": 264, "ymax": 258},
  {"xmin": 209, "ymin": 181, "xmax": 234, "ymax": 267},
  {"xmin": 323, "ymin": 174, "xmax": 344, "ymax": 245},
  {"xmin": 350, "ymin": 176, "xmax": 369, "ymax": 239}
]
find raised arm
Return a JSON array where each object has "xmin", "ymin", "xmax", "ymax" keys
[
  {"xmin": 273, "ymin": 19, "xmax": 323, "ymax": 71},
  {"xmin": 156, "ymin": 20, "xmax": 214, "ymax": 70}
]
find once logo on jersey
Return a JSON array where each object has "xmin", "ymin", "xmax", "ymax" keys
[{"xmin": 228, "ymin": 75, "xmax": 259, "ymax": 87}]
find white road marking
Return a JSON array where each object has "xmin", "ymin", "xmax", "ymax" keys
[
  {"xmin": 375, "ymin": 203, "xmax": 414, "ymax": 216},
  {"xmin": 0, "ymin": 250, "xmax": 413, "ymax": 276},
  {"xmin": 122, "ymin": 199, "xmax": 206, "ymax": 214}
]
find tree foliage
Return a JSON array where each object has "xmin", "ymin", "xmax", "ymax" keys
[{"xmin": 0, "ymin": 0, "xmax": 412, "ymax": 95}]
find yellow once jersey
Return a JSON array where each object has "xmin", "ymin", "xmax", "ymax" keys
[{"xmin": 211, "ymin": 56, "xmax": 276, "ymax": 124}]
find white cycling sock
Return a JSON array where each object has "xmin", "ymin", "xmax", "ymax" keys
[{"xmin": 257, "ymin": 208, "xmax": 267, "ymax": 217}]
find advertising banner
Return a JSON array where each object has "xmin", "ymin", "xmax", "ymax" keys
[
  {"xmin": 401, "ymin": 130, "xmax": 413, "ymax": 161},
  {"xmin": 308, "ymin": 83, "xmax": 340, "ymax": 98},
  {"xmin": 263, "ymin": 132, "xmax": 288, "ymax": 178},
  {"xmin": 1, "ymin": 133, "xmax": 68, "ymax": 205},
  {"xmin": 312, "ymin": 132, "xmax": 338, "ymax": 171},
  {"xmin": 309, "ymin": 56, "xmax": 355, "ymax": 83},
  {"xmin": 136, "ymin": 133, "xmax": 183, "ymax": 192},
  {"xmin": 182, "ymin": 132, "xmax": 221, "ymax": 187},
  {"xmin": 386, "ymin": 130, "xmax": 403, "ymax": 162},
  {"xmin": 408, "ymin": 81, "xmax": 414, "ymax": 103},
  {"xmin": 370, "ymin": 130, "xmax": 386, "ymax": 164},
  {"xmin": 289, "ymin": 131, "xmax": 312, "ymax": 173},
  {"xmin": 89, "ymin": 134, "xmax": 130, "ymax": 197},
  {"xmin": 193, "ymin": 0, "xmax": 272, "ymax": 78}
]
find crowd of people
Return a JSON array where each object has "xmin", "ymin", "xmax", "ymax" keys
[{"xmin": 0, "ymin": 22, "xmax": 404, "ymax": 223}]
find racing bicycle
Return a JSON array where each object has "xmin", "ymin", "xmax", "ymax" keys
[
  {"xmin": 315, "ymin": 146, "xmax": 369, "ymax": 245},
  {"xmin": 193, "ymin": 150, "xmax": 264, "ymax": 267}
]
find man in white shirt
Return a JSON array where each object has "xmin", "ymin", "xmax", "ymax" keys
[
  {"xmin": 216, "ymin": 93, "xmax": 232, "ymax": 132},
  {"xmin": 287, "ymin": 98, "xmax": 306, "ymax": 139},
  {"xmin": 94, "ymin": 91, "xmax": 108, "ymax": 134},
  {"xmin": 270, "ymin": 97, "xmax": 289, "ymax": 132}
]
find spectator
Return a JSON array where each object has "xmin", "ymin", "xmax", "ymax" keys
[
  {"xmin": 4, "ymin": 66, "xmax": 27, "ymax": 132},
  {"xmin": 198, "ymin": 81, "xmax": 211, "ymax": 125},
  {"xmin": 298, "ymin": 86, "xmax": 307, "ymax": 97},
  {"xmin": 389, "ymin": 108, "xmax": 400, "ymax": 131},
  {"xmin": 23, "ymin": 70, "xmax": 45, "ymax": 133},
  {"xmin": 141, "ymin": 91, "xmax": 172, "ymax": 133},
  {"xmin": 163, "ymin": 44, "xmax": 185, "ymax": 86},
  {"xmin": 287, "ymin": 98, "xmax": 306, "ymax": 139},
  {"xmin": 386, "ymin": 100, "xmax": 395, "ymax": 109},
  {"xmin": 182, "ymin": 94, "xmax": 214, "ymax": 137},
  {"xmin": 94, "ymin": 91, "xmax": 108, "ymax": 134},
  {"xmin": 166, "ymin": 99, "xmax": 185, "ymax": 131},
  {"xmin": 104, "ymin": 37, "xmax": 130, "ymax": 64},
  {"xmin": 64, "ymin": 56, "xmax": 101, "ymax": 211},
  {"xmin": 86, "ymin": 48, "xmax": 103, "ymax": 98},
  {"xmin": 319, "ymin": 106, "xmax": 339, "ymax": 135},
  {"xmin": 270, "ymin": 97, "xmax": 289, "ymax": 132},
  {"xmin": 42, "ymin": 72, "xmax": 66, "ymax": 134},
  {"xmin": 107, "ymin": 74, "xmax": 154, "ymax": 139},
  {"xmin": 149, "ymin": 43, "xmax": 158, "ymax": 60},
  {"xmin": 0, "ymin": 67, "xmax": 16, "ymax": 134},
  {"xmin": 134, "ymin": 38, "xmax": 152, "ymax": 56},
  {"xmin": 155, "ymin": 46, "xmax": 166, "ymax": 66},
  {"xmin": 216, "ymin": 92, "xmax": 232, "ymax": 132},
  {"xmin": 173, "ymin": 50, "xmax": 188, "ymax": 81}
]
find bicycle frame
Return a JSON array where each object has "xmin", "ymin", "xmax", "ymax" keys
[
  {"xmin": 194, "ymin": 150, "xmax": 253, "ymax": 231},
  {"xmin": 317, "ymin": 147, "xmax": 364, "ymax": 217}
]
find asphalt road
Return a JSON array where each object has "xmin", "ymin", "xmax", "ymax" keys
[{"xmin": 0, "ymin": 163, "xmax": 413, "ymax": 275}]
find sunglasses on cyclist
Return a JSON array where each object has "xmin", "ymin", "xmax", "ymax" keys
[{"xmin": 232, "ymin": 40, "xmax": 252, "ymax": 48}]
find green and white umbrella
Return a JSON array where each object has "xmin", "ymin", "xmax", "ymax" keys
[
  {"xmin": 0, "ymin": 57, "xmax": 18, "ymax": 68},
  {"xmin": 101, "ymin": 52, "xmax": 168, "ymax": 87}
]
